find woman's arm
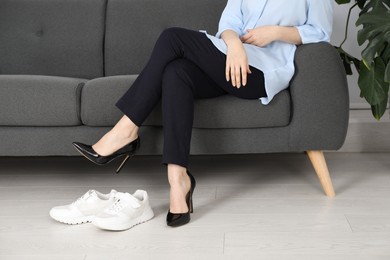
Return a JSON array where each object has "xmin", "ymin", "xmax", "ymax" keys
[
  {"xmin": 241, "ymin": 0, "xmax": 333, "ymax": 47},
  {"xmin": 274, "ymin": 26, "xmax": 303, "ymax": 45},
  {"xmin": 216, "ymin": 0, "xmax": 249, "ymax": 88},
  {"xmin": 295, "ymin": 0, "xmax": 333, "ymax": 44},
  {"xmin": 241, "ymin": 26, "xmax": 302, "ymax": 47},
  {"xmin": 215, "ymin": 0, "xmax": 244, "ymax": 38},
  {"xmin": 221, "ymin": 30, "xmax": 252, "ymax": 88}
]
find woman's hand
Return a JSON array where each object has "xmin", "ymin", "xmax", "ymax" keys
[
  {"xmin": 221, "ymin": 30, "xmax": 252, "ymax": 88},
  {"xmin": 240, "ymin": 26, "xmax": 280, "ymax": 47},
  {"xmin": 241, "ymin": 26, "xmax": 302, "ymax": 47},
  {"xmin": 225, "ymin": 39, "xmax": 252, "ymax": 88}
]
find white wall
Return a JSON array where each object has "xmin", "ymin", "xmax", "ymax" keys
[{"xmin": 331, "ymin": 2, "xmax": 368, "ymax": 109}]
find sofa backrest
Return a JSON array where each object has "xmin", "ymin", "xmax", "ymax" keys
[
  {"xmin": 0, "ymin": 0, "xmax": 106, "ymax": 79},
  {"xmin": 0, "ymin": 0, "xmax": 226, "ymax": 78},
  {"xmin": 104, "ymin": 0, "xmax": 226, "ymax": 76}
]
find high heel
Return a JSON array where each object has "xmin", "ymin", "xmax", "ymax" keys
[
  {"xmin": 72, "ymin": 137, "xmax": 140, "ymax": 174},
  {"xmin": 166, "ymin": 170, "xmax": 196, "ymax": 227}
]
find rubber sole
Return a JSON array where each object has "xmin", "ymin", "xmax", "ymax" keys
[
  {"xmin": 50, "ymin": 213, "xmax": 95, "ymax": 225},
  {"xmin": 92, "ymin": 207, "xmax": 154, "ymax": 231}
]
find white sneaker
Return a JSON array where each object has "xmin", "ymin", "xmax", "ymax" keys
[
  {"xmin": 49, "ymin": 189, "xmax": 117, "ymax": 225},
  {"xmin": 92, "ymin": 190, "xmax": 154, "ymax": 231}
]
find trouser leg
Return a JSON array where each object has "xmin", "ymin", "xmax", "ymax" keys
[
  {"xmin": 160, "ymin": 59, "xmax": 228, "ymax": 167},
  {"xmin": 114, "ymin": 27, "xmax": 267, "ymax": 167},
  {"xmin": 115, "ymin": 27, "xmax": 266, "ymax": 127}
]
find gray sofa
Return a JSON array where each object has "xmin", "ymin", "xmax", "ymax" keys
[{"xmin": 0, "ymin": 0, "xmax": 349, "ymax": 196}]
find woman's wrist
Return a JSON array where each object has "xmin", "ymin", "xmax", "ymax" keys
[
  {"xmin": 221, "ymin": 30, "xmax": 243, "ymax": 47},
  {"xmin": 274, "ymin": 26, "xmax": 302, "ymax": 45},
  {"xmin": 226, "ymin": 38, "xmax": 243, "ymax": 48},
  {"xmin": 272, "ymin": 26, "xmax": 282, "ymax": 42}
]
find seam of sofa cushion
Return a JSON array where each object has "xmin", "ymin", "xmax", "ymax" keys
[
  {"xmin": 102, "ymin": 0, "xmax": 109, "ymax": 77},
  {"xmin": 76, "ymin": 82, "xmax": 85, "ymax": 125}
]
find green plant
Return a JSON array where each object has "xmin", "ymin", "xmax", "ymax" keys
[{"xmin": 335, "ymin": 0, "xmax": 390, "ymax": 120}]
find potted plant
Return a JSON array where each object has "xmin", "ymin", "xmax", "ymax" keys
[{"xmin": 335, "ymin": 0, "xmax": 390, "ymax": 120}]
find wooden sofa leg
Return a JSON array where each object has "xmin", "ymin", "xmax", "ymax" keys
[{"xmin": 306, "ymin": 150, "xmax": 335, "ymax": 197}]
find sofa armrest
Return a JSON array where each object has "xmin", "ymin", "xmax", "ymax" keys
[{"xmin": 288, "ymin": 42, "xmax": 350, "ymax": 151}]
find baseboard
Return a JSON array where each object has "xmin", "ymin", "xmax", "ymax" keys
[{"xmin": 337, "ymin": 109, "xmax": 390, "ymax": 152}]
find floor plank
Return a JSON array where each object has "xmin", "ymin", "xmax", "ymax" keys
[
  {"xmin": 216, "ymin": 184, "xmax": 390, "ymax": 199},
  {"xmin": 0, "ymin": 153, "xmax": 389, "ymax": 258},
  {"xmin": 0, "ymin": 256, "xmax": 86, "ymax": 260},
  {"xmin": 345, "ymin": 214, "xmax": 390, "ymax": 232},
  {"xmin": 2, "ymin": 197, "xmax": 390, "ymax": 217},
  {"xmin": 0, "ymin": 213, "xmax": 351, "ymax": 234},
  {"xmin": 85, "ymin": 255, "xmax": 390, "ymax": 260},
  {"xmin": 0, "ymin": 185, "xmax": 217, "ymax": 200},
  {"xmin": 224, "ymin": 231, "xmax": 390, "ymax": 255},
  {"xmin": 0, "ymin": 231, "xmax": 223, "ymax": 255}
]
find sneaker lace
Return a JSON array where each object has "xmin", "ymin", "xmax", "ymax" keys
[
  {"xmin": 72, "ymin": 190, "xmax": 96, "ymax": 205},
  {"xmin": 105, "ymin": 195, "xmax": 140, "ymax": 214}
]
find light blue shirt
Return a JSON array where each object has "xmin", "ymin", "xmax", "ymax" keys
[{"xmin": 201, "ymin": 0, "xmax": 334, "ymax": 105}]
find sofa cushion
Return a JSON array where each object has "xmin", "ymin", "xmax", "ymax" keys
[
  {"xmin": 0, "ymin": 0, "xmax": 106, "ymax": 79},
  {"xmin": 81, "ymin": 76, "xmax": 291, "ymax": 128},
  {"xmin": 104, "ymin": 0, "xmax": 226, "ymax": 75},
  {"xmin": 0, "ymin": 75, "xmax": 86, "ymax": 126}
]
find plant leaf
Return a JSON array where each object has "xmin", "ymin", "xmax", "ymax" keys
[
  {"xmin": 371, "ymin": 97, "xmax": 388, "ymax": 120},
  {"xmin": 381, "ymin": 42, "xmax": 390, "ymax": 63},
  {"xmin": 357, "ymin": 24, "xmax": 386, "ymax": 45},
  {"xmin": 360, "ymin": 0, "xmax": 389, "ymax": 15},
  {"xmin": 342, "ymin": 55, "xmax": 353, "ymax": 75},
  {"xmin": 361, "ymin": 32, "xmax": 388, "ymax": 67},
  {"xmin": 335, "ymin": 46, "xmax": 362, "ymax": 74},
  {"xmin": 385, "ymin": 62, "xmax": 390, "ymax": 82},
  {"xmin": 356, "ymin": 8, "xmax": 390, "ymax": 68},
  {"xmin": 358, "ymin": 57, "xmax": 389, "ymax": 105},
  {"xmin": 335, "ymin": 0, "xmax": 352, "ymax": 4},
  {"xmin": 357, "ymin": 0, "xmax": 368, "ymax": 9}
]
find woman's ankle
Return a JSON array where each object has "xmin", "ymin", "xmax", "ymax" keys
[
  {"xmin": 167, "ymin": 165, "xmax": 187, "ymax": 183},
  {"xmin": 167, "ymin": 165, "xmax": 190, "ymax": 196},
  {"xmin": 92, "ymin": 127, "xmax": 138, "ymax": 156},
  {"xmin": 115, "ymin": 115, "xmax": 139, "ymax": 139}
]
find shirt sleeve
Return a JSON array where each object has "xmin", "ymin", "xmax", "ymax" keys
[
  {"xmin": 295, "ymin": 0, "xmax": 334, "ymax": 44},
  {"xmin": 215, "ymin": 0, "xmax": 244, "ymax": 38}
]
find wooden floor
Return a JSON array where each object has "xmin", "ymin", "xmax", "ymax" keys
[{"xmin": 0, "ymin": 153, "xmax": 389, "ymax": 260}]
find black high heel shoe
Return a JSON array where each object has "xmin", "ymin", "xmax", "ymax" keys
[
  {"xmin": 166, "ymin": 170, "xmax": 196, "ymax": 227},
  {"xmin": 72, "ymin": 137, "xmax": 140, "ymax": 174}
]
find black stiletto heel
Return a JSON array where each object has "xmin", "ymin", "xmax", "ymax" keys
[
  {"xmin": 166, "ymin": 170, "xmax": 196, "ymax": 227},
  {"xmin": 72, "ymin": 137, "xmax": 140, "ymax": 174},
  {"xmin": 116, "ymin": 154, "xmax": 132, "ymax": 174}
]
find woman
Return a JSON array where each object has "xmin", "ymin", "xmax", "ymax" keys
[{"xmin": 72, "ymin": 0, "xmax": 333, "ymax": 227}]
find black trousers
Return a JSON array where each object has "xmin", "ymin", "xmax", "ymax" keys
[{"xmin": 115, "ymin": 27, "xmax": 267, "ymax": 168}]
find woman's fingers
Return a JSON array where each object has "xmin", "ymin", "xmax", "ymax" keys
[
  {"xmin": 235, "ymin": 66, "xmax": 241, "ymax": 88},
  {"xmin": 225, "ymin": 64, "xmax": 230, "ymax": 82},
  {"xmin": 230, "ymin": 66, "xmax": 236, "ymax": 87},
  {"xmin": 241, "ymin": 30, "xmax": 252, "ymax": 42},
  {"xmin": 241, "ymin": 66, "xmax": 247, "ymax": 86},
  {"xmin": 244, "ymin": 37, "xmax": 255, "ymax": 45},
  {"xmin": 226, "ymin": 60, "xmax": 251, "ymax": 88},
  {"xmin": 240, "ymin": 34, "xmax": 249, "ymax": 42},
  {"xmin": 225, "ymin": 64, "xmax": 251, "ymax": 88}
]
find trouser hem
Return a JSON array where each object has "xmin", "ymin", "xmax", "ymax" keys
[{"xmin": 115, "ymin": 99, "xmax": 142, "ymax": 127}]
